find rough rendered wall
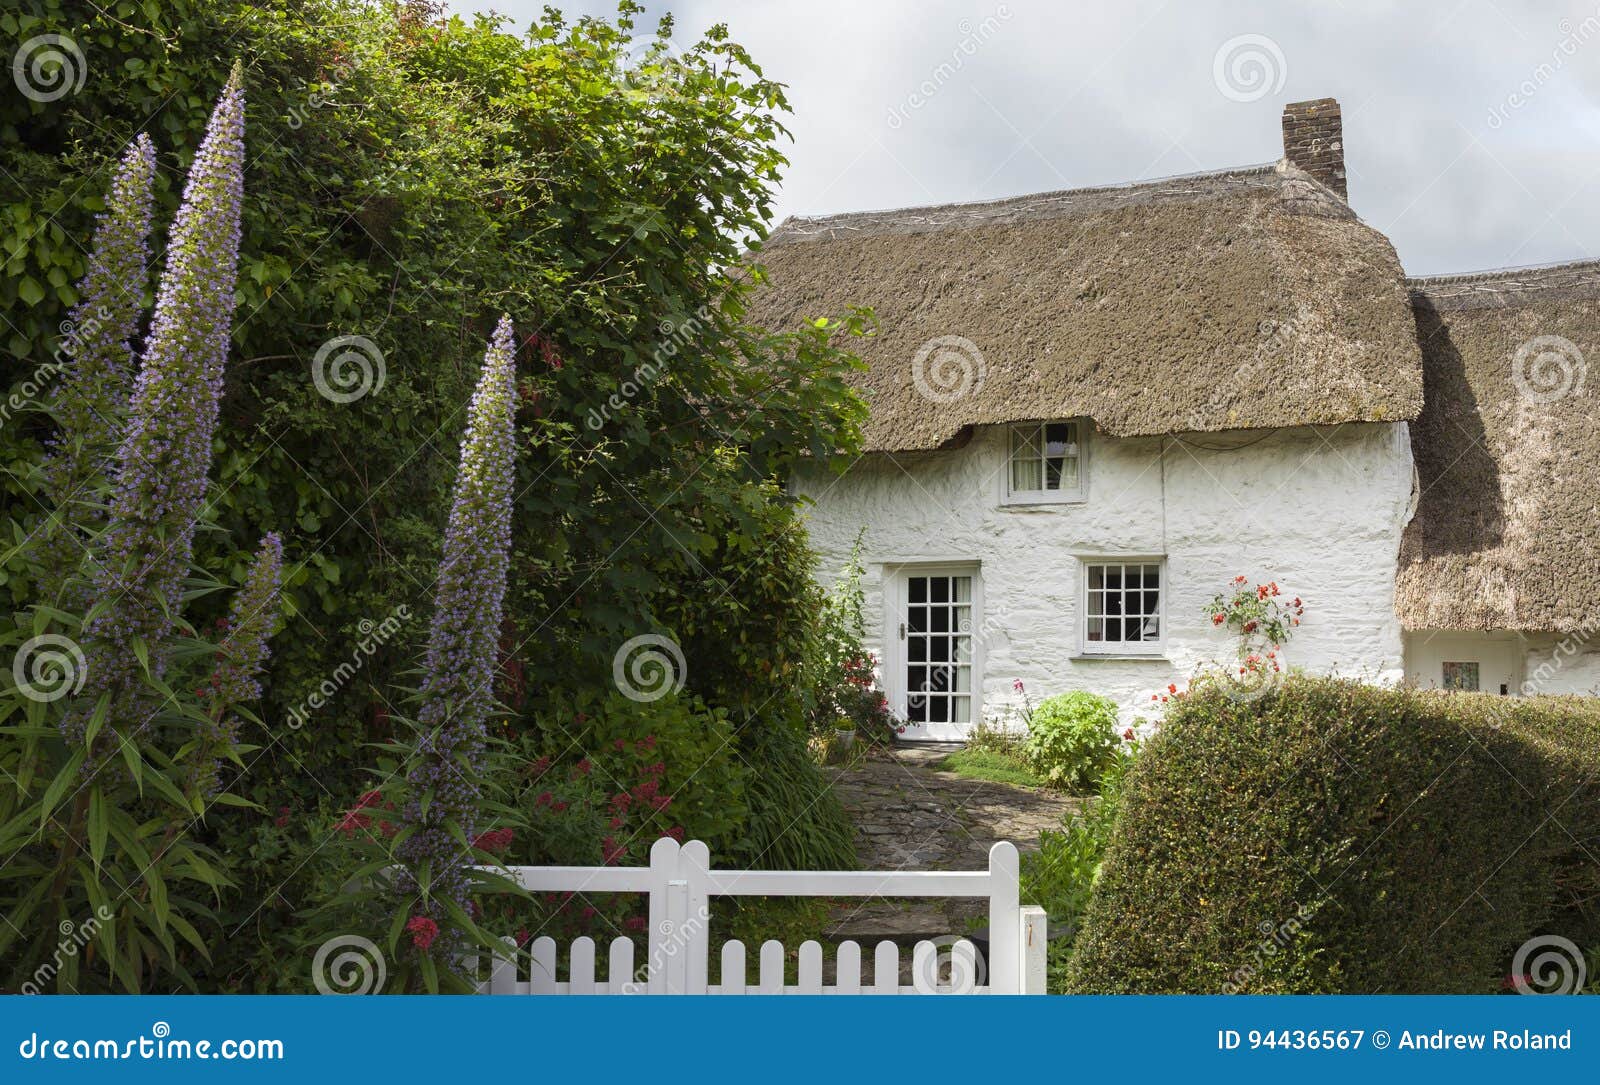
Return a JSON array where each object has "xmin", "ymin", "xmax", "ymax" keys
[{"xmin": 794, "ymin": 422, "xmax": 1415, "ymax": 734}]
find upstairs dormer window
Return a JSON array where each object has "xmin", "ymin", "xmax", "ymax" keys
[{"xmin": 1004, "ymin": 420, "xmax": 1085, "ymax": 504}]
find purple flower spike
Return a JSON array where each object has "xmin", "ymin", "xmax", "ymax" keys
[
  {"xmin": 211, "ymin": 531, "xmax": 284, "ymax": 706},
  {"xmin": 68, "ymin": 65, "xmax": 246, "ymax": 745},
  {"xmin": 188, "ymin": 531, "xmax": 282, "ymax": 799},
  {"xmin": 399, "ymin": 315, "xmax": 518, "ymax": 933},
  {"xmin": 48, "ymin": 132, "xmax": 156, "ymax": 487},
  {"xmin": 39, "ymin": 134, "xmax": 157, "ymax": 596}
]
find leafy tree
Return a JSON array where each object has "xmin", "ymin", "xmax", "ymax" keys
[{"xmin": 2, "ymin": 1, "xmax": 868, "ymax": 989}]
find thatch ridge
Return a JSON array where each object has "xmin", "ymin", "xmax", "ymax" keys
[{"xmin": 748, "ymin": 163, "xmax": 1423, "ymax": 450}]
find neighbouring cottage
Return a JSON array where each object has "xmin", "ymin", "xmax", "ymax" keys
[{"xmin": 751, "ymin": 98, "xmax": 1599, "ymax": 737}]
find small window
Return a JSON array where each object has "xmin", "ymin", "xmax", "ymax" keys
[
  {"xmin": 1081, "ymin": 560, "xmax": 1164, "ymax": 655},
  {"xmin": 1442, "ymin": 661, "xmax": 1480, "ymax": 692},
  {"xmin": 1005, "ymin": 421, "xmax": 1084, "ymax": 503}
]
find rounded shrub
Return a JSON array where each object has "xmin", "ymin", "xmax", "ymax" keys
[
  {"xmin": 1023, "ymin": 691, "xmax": 1121, "ymax": 791},
  {"xmin": 1067, "ymin": 675, "xmax": 1600, "ymax": 993}
]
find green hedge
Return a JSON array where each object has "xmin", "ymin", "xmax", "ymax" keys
[{"xmin": 1068, "ymin": 676, "xmax": 1600, "ymax": 993}]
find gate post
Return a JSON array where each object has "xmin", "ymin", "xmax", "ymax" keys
[{"xmin": 987, "ymin": 841, "xmax": 1021, "ymax": 994}]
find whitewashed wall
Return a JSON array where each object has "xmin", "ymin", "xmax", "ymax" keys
[
  {"xmin": 1402, "ymin": 629, "xmax": 1600, "ymax": 697},
  {"xmin": 793, "ymin": 422, "xmax": 1416, "ymax": 734}
]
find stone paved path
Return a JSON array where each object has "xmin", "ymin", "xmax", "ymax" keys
[{"xmin": 820, "ymin": 743, "xmax": 1080, "ymax": 942}]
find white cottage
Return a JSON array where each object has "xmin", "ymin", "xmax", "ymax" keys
[{"xmin": 751, "ymin": 98, "xmax": 1600, "ymax": 738}]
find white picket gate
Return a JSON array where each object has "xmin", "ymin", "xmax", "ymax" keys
[{"xmin": 475, "ymin": 837, "xmax": 1047, "ymax": 995}]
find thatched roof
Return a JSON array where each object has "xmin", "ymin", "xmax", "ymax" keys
[
  {"xmin": 1397, "ymin": 261, "xmax": 1600, "ymax": 633},
  {"xmin": 748, "ymin": 163, "xmax": 1423, "ymax": 451}
]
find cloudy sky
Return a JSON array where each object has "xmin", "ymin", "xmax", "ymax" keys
[{"xmin": 448, "ymin": 0, "xmax": 1600, "ymax": 276}]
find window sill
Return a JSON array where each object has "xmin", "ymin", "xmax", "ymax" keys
[
  {"xmin": 1070, "ymin": 652, "xmax": 1170, "ymax": 662},
  {"xmin": 999, "ymin": 496, "xmax": 1086, "ymax": 509}
]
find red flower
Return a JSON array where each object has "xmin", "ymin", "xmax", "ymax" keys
[
  {"xmin": 602, "ymin": 837, "xmax": 625, "ymax": 864},
  {"xmin": 1123, "ymin": 728, "xmax": 1135, "ymax": 741},
  {"xmin": 1212, "ymin": 614, "xmax": 1225, "ymax": 625},
  {"xmin": 334, "ymin": 810, "xmax": 371, "ymax": 836},
  {"xmin": 474, "ymin": 827, "xmax": 515, "ymax": 853},
  {"xmin": 356, "ymin": 788, "xmax": 383, "ymax": 809},
  {"xmin": 666, "ymin": 826, "xmax": 685, "ymax": 842},
  {"xmin": 625, "ymin": 916, "xmax": 647, "ymax": 933},
  {"xmin": 406, "ymin": 915, "xmax": 439, "ymax": 952},
  {"xmin": 1167, "ymin": 683, "xmax": 1178, "ymax": 694},
  {"xmin": 274, "ymin": 805, "xmax": 290, "ymax": 828},
  {"xmin": 1012, "ymin": 679, "xmax": 1025, "ymax": 693}
]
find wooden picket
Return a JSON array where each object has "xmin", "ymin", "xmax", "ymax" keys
[{"xmin": 474, "ymin": 838, "xmax": 1047, "ymax": 995}]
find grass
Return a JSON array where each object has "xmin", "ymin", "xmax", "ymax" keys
[{"xmin": 936, "ymin": 747, "xmax": 1046, "ymax": 788}]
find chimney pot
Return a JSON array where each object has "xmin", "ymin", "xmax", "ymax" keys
[{"xmin": 1281, "ymin": 97, "xmax": 1346, "ymax": 200}]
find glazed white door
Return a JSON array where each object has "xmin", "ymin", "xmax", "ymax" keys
[{"xmin": 887, "ymin": 568, "xmax": 982, "ymax": 741}]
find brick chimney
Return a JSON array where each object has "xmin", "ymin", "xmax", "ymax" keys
[{"xmin": 1281, "ymin": 98, "xmax": 1346, "ymax": 199}]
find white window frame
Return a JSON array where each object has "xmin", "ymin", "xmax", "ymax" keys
[
  {"xmin": 881, "ymin": 563, "xmax": 984, "ymax": 741},
  {"xmin": 1077, "ymin": 557, "xmax": 1167, "ymax": 657},
  {"xmin": 1000, "ymin": 419, "xmax": 1088, "ymax": 506}
]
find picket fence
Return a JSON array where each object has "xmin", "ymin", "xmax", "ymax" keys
[{"xmin": 475, "ymin": 837, "xmax": 1047, "ymax": 995}]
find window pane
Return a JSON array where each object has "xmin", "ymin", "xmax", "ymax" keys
[
  {"xmin": 1087, "ymin": 590, "xmax": 1103, "ymax": 617},
  {"xmin": 952, "ymin": 696, "xmax": 970, "ymax": 724},
  {"xmin": 955, "ymin": 637, "xmax": 972, "ymax": 664},
  {"xmin": 908, "ymin": 636, "xmax": 926, "ymax": 662},
  {"xmin": 1045, "ymin": 457, "xmax": 1063, "ymax": 490},
  {"xmin": 1105, "ymin": 618, "xmax": 1123, "ymax": 642},
  {"xmin": 928, "ymin": 636, "xmax": 950, "ymax": 663},
  {"xmin": 1088, "ymin": 565, "xmax": 1103, "ymax": 591},
  {"xmin": 954, "ymin": 667, "xmax": 971, "ymax": 693},
  {"xmin": 910, "ymin": 577, "xmax": 926, "ymax": 604},
  {"xmin": 907, "ymin": 606, "xmax": 927, "ymax": 634},
  {"xmin": 928, "ymin": 695, "xmax": 950, "ymax": 724},
  {"xmin": 952, "ymin": 577, "xmax": 971, "ymax": 603},
  {"xmin": 1443, "ymin": 662, "xmax": 1480, "ymax": 691},
  {"xmin": 931, "ymin": 577, "xmax": 949, "ymax": 603},
  {"xmin": 1124, "ymin": 566, "xmax": 1142, "ymax": 590},
  {"xmin": 1087, "ymin": 618, "xmax": 1104, "ymax": 642},
  {"xmin": 1044, "ymin": 422, "xmax": 1074, "ymax": 456},
  {"xmin": 1142, "ymin": 615, "xmax": 1161, "ymax": 639},
  {"xmin": 907, "ymin": 696, "xmax": 927, "ymax": 723},
  {"xmin": 1143, "ymin": 589, "xmax": 1160, "ymax": 617},
  {"xmin": 1011, "ymin": 456, "xmax": 1042, "ymax": 492},
  {"xmin": 1011, "ymin": 426, "xmax": 1039, "ymax": 458},
  {"xmin": 931, "ymin": 607, "xmax": 949, "ymax": 633},
  {"xmin": 1144, "ymin": 564, "xmax": 1160, "ymax": 586}
]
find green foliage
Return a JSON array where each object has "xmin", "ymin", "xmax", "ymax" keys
[
  {"xmin": 738, "ymin": 722, "xmax": 858, "ymax": 871},
  {"xmin": 1021, "ymin": 748, "xmax": 1134, "ymax": 992},
  {"xmin": 803, "ymin": 536, "xmax": 895, "ymax": 742},
  {"xmin": 2, "ymin": 0, "xmax": 870, "ymax": 988},
  {"xmin": 1068, "ymin": 676, "xmax": 1600, "ymax": 993},
  {"xmin": 522, "ymin": 690, "xmax": 750, "ymax": 860},
  {"xmin": 1022, "ymin": 691, "xmax": 1121, "ymax": 791}
]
